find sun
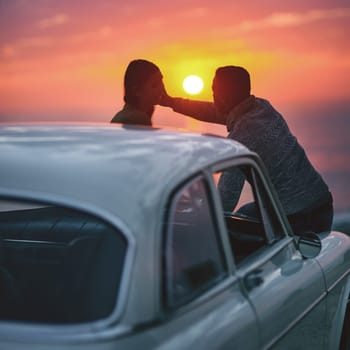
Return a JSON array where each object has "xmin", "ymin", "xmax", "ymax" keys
[{"xmin": 183, "ymin": 75, "xmax": 204, "ymax": 95}]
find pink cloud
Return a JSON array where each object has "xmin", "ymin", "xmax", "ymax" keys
[
  {"xmin": 38, "ymin": 14, "xmax": 69, "ymax": 29},
  {"xmin": 222, "ymin": 7, "xmax": 350, "ymax": 33}
]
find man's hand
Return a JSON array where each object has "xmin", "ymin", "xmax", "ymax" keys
[{"xmin": 159, "ymin": 87, "xmax": 175, "ymax": 108}]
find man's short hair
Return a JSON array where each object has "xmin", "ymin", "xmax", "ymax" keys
[{"xmin": 215, "ymin": 66, "xmax": 251, "ymax": 96}]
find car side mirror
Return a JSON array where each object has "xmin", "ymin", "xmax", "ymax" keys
[{"xmin": 297, "ymin": 232, "xmax": 322, "ymax": 259}]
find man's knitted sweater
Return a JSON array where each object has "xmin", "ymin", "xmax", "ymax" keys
[{"xmin": 170, "ymin": 95, "xmax": 330, "ymax": 215}]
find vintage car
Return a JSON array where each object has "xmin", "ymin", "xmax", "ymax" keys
[{"xmin": 0, "ymin": 124, "xmax": 349, "ymax": 350}]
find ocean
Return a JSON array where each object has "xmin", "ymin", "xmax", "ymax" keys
[
  {"xmin": 283, "ymin": 102, "xmax": 350, "ymax": 214},
  {"xmin": 284, "ymin": 102, "xmax": 350, "ymax": 233}
]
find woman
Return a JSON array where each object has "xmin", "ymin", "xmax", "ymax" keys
[{"xmin": 111, "ymin": 59, "xmax": 164, "ymax": 126}]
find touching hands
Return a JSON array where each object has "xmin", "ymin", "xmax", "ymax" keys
[{"xmin": 159, "ymin": 86, "xmax": 174, "ymax": 108}]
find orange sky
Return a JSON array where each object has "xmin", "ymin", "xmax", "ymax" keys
[{"xmin": 0, "ymin": 1, "xmax": 349, "ymax": 129}]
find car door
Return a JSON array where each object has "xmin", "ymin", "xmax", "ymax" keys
[
  {"xmin": 156, "ymin": 174, "xmax": 260, "ymax": 350},
  {"xmin": 240, "ymin": 241, "xmax": 327, "ymax": 350},
  {"xmin": 209, "ymin": 160, "xmax": 327, "ymax": 350}
]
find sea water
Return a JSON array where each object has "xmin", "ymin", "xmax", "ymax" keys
[{"xmin": 283, "ymin": 102, "xmax": 350, "ymax": 233}]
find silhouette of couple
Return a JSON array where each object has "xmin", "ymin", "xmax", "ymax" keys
[{"xmin": 111, "ymin": 59, "xmax": 333, "ymax": 234}]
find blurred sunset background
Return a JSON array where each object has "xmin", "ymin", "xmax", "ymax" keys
[{"xmin": 0, "ymin": 1, "xmax": 349, "ymax": 219}]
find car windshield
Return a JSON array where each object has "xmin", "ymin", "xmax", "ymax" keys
[{"xmin": 0, "ymin": 199, "xmax": 127, "ymax": 324}]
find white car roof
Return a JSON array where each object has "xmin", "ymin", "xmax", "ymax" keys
[{"xmin": 0, "ymin": 124, "xmax": 253, "ymax": 230}]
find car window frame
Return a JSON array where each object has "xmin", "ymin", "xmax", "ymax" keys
[
  {"xmin": 243, "ymin": 156, "xmax": 293, "ymax": 239},
  {"xmin": 0, "ymin": 191, "xmax": 135, "ymax": 341},
  {"xmin": 205, "ymin": 156, "xmax": 293, "ymax": 268},
  {"xmin": 161, "ymin": 173, "xmax": 232, "ymax": 311}
]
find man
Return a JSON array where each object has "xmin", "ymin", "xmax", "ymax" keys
[
  {"xmin": 160, "ymin": 66, "xmax": 333, "ymax": 233},
  {"xmin": 111, "ymin": 59, "xmax": 164, "ymax": 126}
]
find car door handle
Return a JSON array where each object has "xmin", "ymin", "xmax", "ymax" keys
[{"xmin": 244, "ymin": 269, "xmax": 264, "ymax": 292}]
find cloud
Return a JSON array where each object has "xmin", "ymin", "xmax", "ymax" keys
[
  {"xmin": 2, "ymin": 45, "xmax": 16, "ymax": 57},
  {"xmin": 225, "ymin": 7, "xmax": 350, "ymax": 33},
  {"xmin": 69, "ymin": 26, "xmax": 114, "ymax": 44},
  {"xmin": 147, "ymin": 17, "xmax": 164, "ymax": 29},
  {"xmin": 1, "ymin": 36, "xmax": 53, "ymax": 57},
  {"xmin": 38, "ymin": 14, "xmax": 69, "ymax": 29},
  {"xmin": 18, "ymin": 36, "xmax": 53, "ymax": 48},
  {"xmin": 1, "ymin": 25, "xmax": 113, "ymax": 58},
  {"xmin": 181, "ymin": 7, "xmax": 209, "ymax": 18}
]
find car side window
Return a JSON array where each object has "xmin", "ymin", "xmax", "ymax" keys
[
  {"xmin": 0, "ymin": 198, "xmax": 127, "ymax": 324},
  {"xmin": 163, "ymin": 176, "xmax": 227, "ymax": 309},
  {"xmin": 212, "ymin": 164, "xmax": 283, "ymax": 266}
]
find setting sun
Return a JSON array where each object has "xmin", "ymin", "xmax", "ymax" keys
[{"xmin": 183, "ymin": 75, "xmax": 204, "ymax": 95}]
